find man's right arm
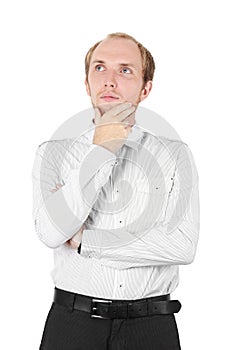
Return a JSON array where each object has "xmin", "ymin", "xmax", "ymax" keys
[
  {"xmin": 32, "ymin": 103, "xmax": 135, "ymax": 249},
  {"xmin": 32, "ymin": 139, "xmax": 117, "ymax": 249}
]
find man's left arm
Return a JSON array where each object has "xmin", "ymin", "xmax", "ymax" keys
[{"xmin": 80, "ymin": 143, "xmax": 200, "ymax": 269}]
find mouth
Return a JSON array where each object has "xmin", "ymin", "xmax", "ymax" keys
[{"xmin": 100, "ymin": 94, "xmax": 120, "ymax": 102}]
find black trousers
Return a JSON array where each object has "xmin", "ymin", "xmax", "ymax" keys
[{"xmin": 39, "ymin": 299, "xmax": 181, "ymax": 350}]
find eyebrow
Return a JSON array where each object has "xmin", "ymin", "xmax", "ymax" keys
[
  {"xmin": 91, "ymin": 60, "xmax": 137, "ymax": 70},
  {"xmin": 91, "ymin": 60, "xmax": 105, "ymax": 65}
]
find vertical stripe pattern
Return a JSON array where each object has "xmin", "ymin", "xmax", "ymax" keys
[{"xmin": 32, "ymin": 122, "xmax": 199, "ymax": 300}]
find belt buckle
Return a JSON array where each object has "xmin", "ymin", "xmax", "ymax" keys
[{"xmin": 91, "ymin": 298, "xmax": 112, "ymax": 319}]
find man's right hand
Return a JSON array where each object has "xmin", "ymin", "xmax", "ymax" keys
[{"xmin": 93, "ymin": 102, "xmax": 136, "ymax": 154}]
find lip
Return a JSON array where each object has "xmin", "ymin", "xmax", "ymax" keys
[{"xmin": 100, "ymin": 93, "xmax": 120, "ymax": 102}]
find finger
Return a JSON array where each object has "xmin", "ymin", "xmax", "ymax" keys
[
  {"xmin": 124, "ymin": 122, "xmax": 134, "ymax": 130},
  {"xmin": 123, "ymin": 123, "xmax": 134, "ymax": 130},
  {"xmin": 114, "ymin": 106, "xmax": 136, "ymax": 122},
  {"xmin": 50, "ymin": 183, "xmax": 63, "ymax": 193},
  {"xmin": 123, "ymin": 113, "xmax": 136, "ymax": 126},
  {"xmin": 94, "ymin": 107, "xmax": 102, "ymax": 124},
  {"xmin": 66, "ymin": 239, "xmax": 79, "ymax": 249},
  {"xmin": 99, "ymin": 106, "xmax": 136, "ymax": 127},
  {"xmin": 103, "ymin": 102, "xmax": 133, "ymax": 121},
  {"xmin": 124, "ymin": 125, "xmax": 133, "ymax": 138}
]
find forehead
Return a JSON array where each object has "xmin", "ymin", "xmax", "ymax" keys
[{"xmin": 91, "ymin": 38, "xmax": 142, "ymax": 68}]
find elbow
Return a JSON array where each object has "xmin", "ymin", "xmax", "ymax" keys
[
  {"xmin": 34, "ymin": 223, "xmax": 66, "ymax": 249},
  {"xmin": 181, "ymin": 243, "xmax": 198, "ymax": 265},
  {"xmin": 36, "ymin": 231, "xmax": 63, "ymax": 249},
  {"xmin": 177, "ymin": 226, "xmax": 199, "ymax": 265},
  {"xmin": 39, "ymin": 237, "xmax": 62, "ymax": 249},
  {"xmin": 183, "ymin": 254, "xmax": 195, "ymax": 265}
]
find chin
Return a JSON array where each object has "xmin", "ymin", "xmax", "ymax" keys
[{"xmin": 97, "ymin": 101, "xmax": 122, "ymax": 115}]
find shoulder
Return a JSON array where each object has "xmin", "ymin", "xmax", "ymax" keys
[
  {"xmin": 37, "ymin": 133, "xmax": 90, "ymax": 151},
  {"xmin": 35, "ymin": 135, "xmax": 93, "ymax": 165},
  {"xmin": 37, "ymin": 137, "xmax": 76, "ymax": 149},
  {"xmin": 142, "ymin": 129, "xmax": 188, "ymax": 153},
  {"xmin": 35, "ymin": 138, "xmax": 75, "ymax": 159}
]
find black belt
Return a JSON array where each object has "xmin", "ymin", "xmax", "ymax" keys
[{"xmin": 53, "ymin": 288, "xmax": 181, "ymax": 319}]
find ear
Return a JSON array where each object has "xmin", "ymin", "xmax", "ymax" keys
[
  {"xmin": 85, "ymin": 79, "xmax": 91, "ymax": 96},
  {"xmin": 139, "ymin": 81, "xmax": 153, "ymax": 102}
]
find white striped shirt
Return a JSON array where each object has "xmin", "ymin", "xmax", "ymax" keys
[{"xmin": 32, "ymin": 121, "xmax": 200, "ymax": 300}]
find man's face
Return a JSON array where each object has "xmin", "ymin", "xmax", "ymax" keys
[{"xmin": 85, "ymin": 38, "xmax": 152, "ymax": 114}]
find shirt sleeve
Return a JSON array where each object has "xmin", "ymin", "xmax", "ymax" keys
[
  {"xmin": 80, "ymin": 143, "xmax": 200, "ymax": 269},
  {"xmin": 32, "ymin": 139, "xmax": 117, "ymax": 248}
]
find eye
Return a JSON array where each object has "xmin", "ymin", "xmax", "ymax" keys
[
  {"xmin": 121, "ymin": 67, "xmax": 132, "ymax": 74},
  {"xmin": 95, "ymin": 65, "xmax": 105, "ymax": 72}
]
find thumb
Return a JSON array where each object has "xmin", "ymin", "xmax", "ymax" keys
[
  {"xmin": 125, "ymin": 124, "xmax": 132, "ymax": 136},
  {"xmin": 94, "ymin": 107, "xmax": 101, "ymax": 124}
]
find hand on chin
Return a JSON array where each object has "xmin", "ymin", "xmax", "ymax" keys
[{"xmin": 97, "ymin": 101, "xmax": 123, "ymax": 115}]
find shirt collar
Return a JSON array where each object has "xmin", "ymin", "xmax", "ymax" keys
[{"xmin": 85, "ymin": 119, "xmax": 145, "ymax": 150}]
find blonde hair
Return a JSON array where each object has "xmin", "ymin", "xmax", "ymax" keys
[{"xmin": 85, "ymin": 32, "xmax": 155, "ymax": 86}]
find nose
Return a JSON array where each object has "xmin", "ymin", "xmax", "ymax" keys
[
  {"xmin": 104, "ymin": 70, "xmax": 117, "ymax": 89},
  {"xmin": 104, "ymin": 80, "xmax": 117, "ymax": 89}
]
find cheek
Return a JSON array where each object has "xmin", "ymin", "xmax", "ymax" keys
[
  {"xmin": 124, "ymin": 83, "xmax": 142, "ymax": 100},
  {"xmin": 88, "ymin": 76, "xmax": 101, "ymax": 92},
  {"xmin": 86, "ymin": 83, "xmax": 94, "ymax": 98}
]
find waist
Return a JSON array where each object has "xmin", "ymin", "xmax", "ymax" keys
[
  {"xmin": 51, "ymin": 252, "xmax": 179, "ymax": 299},
  {"xmin": 53, "ymin": 287, "xmax": 181, "ymax": 319}
]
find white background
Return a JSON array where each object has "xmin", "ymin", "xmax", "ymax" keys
[{"xmin": 1, "ymin": 0, "xmax": 232, "ymax": 348}]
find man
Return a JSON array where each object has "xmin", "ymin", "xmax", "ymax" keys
[{"xmin": 32, "ymin": 33, "xmax": 200, "ymax": 349}]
